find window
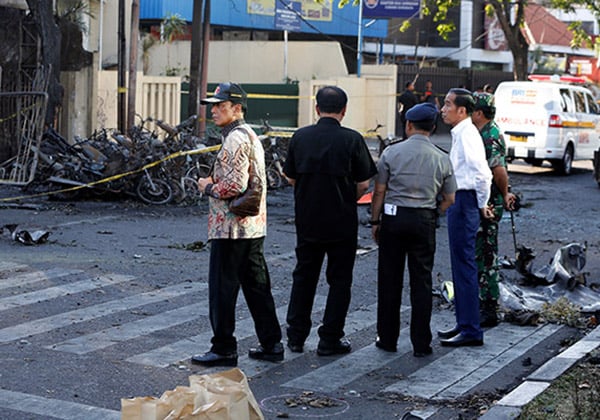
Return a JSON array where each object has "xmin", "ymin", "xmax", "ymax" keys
[
  {"xmin": 585, "ymin": 93, "xmax": 599, "ymax": 114},
  {"xmin": 560, "ymin": 89, "xmax": 572, "ymax": 112},
  {"xmin": 573, "ymin": 90, "xmax": 586, "ymax": 113}
]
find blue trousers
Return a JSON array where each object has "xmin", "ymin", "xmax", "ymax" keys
[{"xmin": 447, "ymin": 190, "xmax": 483, "ymax": 339}]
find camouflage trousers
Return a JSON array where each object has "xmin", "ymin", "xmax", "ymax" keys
[{"xmin": 476, "ymin": 205, "xmax": 504, "ymax": 301}]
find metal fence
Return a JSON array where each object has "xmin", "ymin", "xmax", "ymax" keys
[{"xmin": 0, "ymin": 91, "xmax": 48, "ymax": 185}]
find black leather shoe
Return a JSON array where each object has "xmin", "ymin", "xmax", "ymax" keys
[
  {"xmin": 317, "ymin": 339, "xmax": 351, "ymax": 356},
  {"xmin": 287, "ymin": 341, "xmax": 304, "ymax": 353},
  {"xmin": 191, "ymin": 351, "xmax": 238, "ymax": 367},
  {"xmin": 375, "ymin": 338, "xmax": 397, "ymax": 352},
  {"xmin": 440, "ymin": 333, "xmax": 484, "ymax": 347},
  {"xmin": 413, "ymin": 347, "xmax": 433, "ymax": 357},
  {"xmin": 248, "ymin": 342, "xmax": 284, "ymax": 362},
  {"xmin": 437, "ymin": 325, "xmax": 461, "ymax": 339}
]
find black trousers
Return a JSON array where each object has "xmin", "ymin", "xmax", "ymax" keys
[
  {"xmin": 377, "ymin": 207, "xmax": 437, "ymax": 352},
  {"xmin": 208, "ymin": 237, "xmax": 281, "ymax": 354},
  {"xmin": 286, "ymin": 237, "xmax": 357, "ymax": 345}
]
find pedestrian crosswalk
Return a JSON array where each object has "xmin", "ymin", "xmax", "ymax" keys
[{"xmin": 0, "ymin": 262, "xmax": 565, "ymax": 419}]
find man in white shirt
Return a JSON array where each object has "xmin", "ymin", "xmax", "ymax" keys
[{"xmin": 438, "ymin": 88, "xmax": 494, "ymax": 347}]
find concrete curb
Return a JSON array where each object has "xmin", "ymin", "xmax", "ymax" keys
[{"xmin": 480, "ymin": 325, "xmax": 600, "ymax": 419}]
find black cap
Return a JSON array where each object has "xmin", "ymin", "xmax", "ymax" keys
[
  {"xmin": 201, "ymin": 82, "xmax": 247, "ymax": 107},
  {"xmin": 405, "ymin": 102, "xmax": 438, "ymax": 122}
]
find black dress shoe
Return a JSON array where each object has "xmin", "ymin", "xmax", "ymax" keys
[
  {"xmin": 413, "ymin": 347, "xmax": 433, "ymax": 357},
  {"xmin": 437, "ymin": 325, "xmax": 461, "ymax": 339},
  {"xmin": 440, "ymin": 333, "xmax": 484, "ymax": 347},
  {"xmin": 191, "ymin": 351, "xmax": 238, "ymax": 367},
  {"xmin": 248, "ymin": 342, "xmax": 284, "ymax": 362},
  {"xmin": 375, "ymin": 338, "xmax": 397, "ymax": 352},
  {"xmin": 317, "ymin": 339, "xmax": 351, "ymax": 356},
  {"xmin": 287, "ymin": 341, "xmax": 304, "ymax": 353}
]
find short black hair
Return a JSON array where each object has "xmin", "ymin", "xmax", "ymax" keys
[
  {"xmin": 449, "ymin": 88, "xmax": 475, "ymax": 114},
  {"xmin": 411, "ymin": 119, "xmax": 436, "ymax": 132},
  {"xmin": 476, "ymin": 105, "xmax": 495, "ymax": 119},
  {"xmin": 405, "ymin": 81, "xmax": 413, "ymax": 88},
  {"xmin": 316, "ymin": 86, "xmax": 347, "ymax": 113}
]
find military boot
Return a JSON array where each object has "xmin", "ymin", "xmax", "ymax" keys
[{"xmin": 480, "ymin": 299, "xmax": 499, "ymax": 328}]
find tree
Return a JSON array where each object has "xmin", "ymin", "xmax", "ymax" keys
[
  {"xmin": 483, "ymin": 1, "xmax": 530, "ymax": 80},
  {"xmin": 326, "ymin": 0, "xmax": 593, "ymax": 81},
  {"xmin": 548, "ymin": 0, "xmax": 600, "ymax": 49},
  {"xmin": 161, "ymin": 13, "xmax": 186, "ymax": 76}
]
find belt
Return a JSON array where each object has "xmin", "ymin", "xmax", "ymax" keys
[{"xmin": 383, "ymin": 203, "xmax": 436, "ymax": 216}]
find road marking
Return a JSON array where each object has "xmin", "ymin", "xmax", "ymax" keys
[
  {"xmin": 280, "ymin": 311, "xmax": 453, "ymax": 392},
  {"xmin": 51, "ymin": 215, "xmax": 120, "ymax": 228},
  {"xmin": 240, "ymin": 301, "xmax": 380, "ymax": 379},
  {"xmin": 0, "ymin": 268, "xmax": 83, "ymax": 291},
  {"xmin": 0, "ymin": 262, "xmax": 28, "ymax": 275},
  {"xmin": 126, "ymin": 295, "xmax": 327, "ymax": 368},
  {"xmin": 0, "ymin": 389, "xmax": 120, "ymax": 420},
  {"xmin": 384, "ymin": 323, "xmax": 562, "ymax": 399},
  {"xmin": 0, "ymin": 274, "xmax": 133, "ymax": 311},
  {"xmin": 0, "ymin": 281, "xmax": 206, "ymax": 343},
  {"xmin": 48, "ymin": 300, "xmax": 208, "ymax": 354}
]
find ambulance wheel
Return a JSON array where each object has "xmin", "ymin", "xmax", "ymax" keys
[{"xmin": 552, "ymin": 144, "xmax": 573, "ymax": 175}]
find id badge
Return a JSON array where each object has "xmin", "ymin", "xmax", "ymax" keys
[{"xmin": 384, "ymin": 203, "xmax": 397, "ymax": 216}]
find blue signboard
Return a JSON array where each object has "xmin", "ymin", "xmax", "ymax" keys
[
  {"xmin": 275, "ymin": 1, "xmax": 302, "ymax": 32},
  {"xmin": 139, "ymin": 0, "xmax": 388, "ymax": 38},
  {"xmin": 362, "ymin": 0, "xmax": 421, "ymax": 19}
]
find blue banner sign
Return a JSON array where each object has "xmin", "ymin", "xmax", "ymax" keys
[
  {"xmin": 362, "ymin": 0, "xmax": 421, "ymax": 19},
  {"xmin": 275, "ymin": 2, "xmax": 302, "ymax": 32}
]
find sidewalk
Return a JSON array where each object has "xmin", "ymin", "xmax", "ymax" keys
[{"xmin": 481, "ymin": 323, "xmax": 600, "ymax": 419}]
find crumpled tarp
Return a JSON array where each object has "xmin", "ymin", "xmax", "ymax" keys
[{"xmin": 499, "ymin": 242, "xmax": 600, "ymax": 313}]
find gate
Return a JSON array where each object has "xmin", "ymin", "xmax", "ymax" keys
[{"xmin": 0, "ymin": 91, "xmax": 49, "ymax": 185}]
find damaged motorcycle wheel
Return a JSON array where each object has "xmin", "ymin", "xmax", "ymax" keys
[{"xmin": 136, "ymin": 176, "xmax": 173, "ymax": 205}]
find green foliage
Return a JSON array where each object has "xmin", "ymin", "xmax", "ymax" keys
[
  {"xmin": 161, "ymin": 13, "xmax": 186, "ymax": 44},
  {"xmin": 520, "ymin": 360, "xmax": 600, "ymax": 419},
  {"xmin": 550, "ymin": 0, "xmax": 600, "ymax": 48}
]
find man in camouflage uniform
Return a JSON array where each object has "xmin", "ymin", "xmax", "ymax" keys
[{"xmin": 471, "ymin": 93, "xmax": 517, "ymax": 327}]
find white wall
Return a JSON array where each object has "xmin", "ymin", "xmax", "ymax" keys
[
  {"xmin": 145, "ymin": 41, "xmax": 349, "ymax": 83},
  {"xmin": 299, "ymin": 64, "xmax": 398, "ymax": 137}
]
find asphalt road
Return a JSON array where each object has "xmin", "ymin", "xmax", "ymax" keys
[{"xmin": 1, "ymin": 141, "xmax": 599, "ymax": 419}]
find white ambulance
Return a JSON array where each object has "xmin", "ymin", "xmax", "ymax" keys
[{"xmin": 494, "ymin": 76, "xmax": 600, "ymax": 174}]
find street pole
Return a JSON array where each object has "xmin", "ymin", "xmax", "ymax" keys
[
  {"xmin": 127, "ymin": 0, "xmax": 139, "ymax": 134},
  {"xmin": 199, "ymin": 0, "xmax": 211, "ymax": 136},
  {"xmin": 284, "ymin": 29, "xmax": 288, "ymax": 82},
  {"xmin": 117, "ymin": 0, "xmax": 126, "ymax": 133},
  {"xmin": 357, "ymin": 0, "xmax": 363, "ymax": 78}
]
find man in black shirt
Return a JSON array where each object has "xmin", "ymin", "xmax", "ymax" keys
[
  {"xmin": 283, "ymin": 86, "xmax": 377, "ymax": 356},
  {"xmin": 398, "ymin": 81, "xmax": 419, "ymax": 139}
]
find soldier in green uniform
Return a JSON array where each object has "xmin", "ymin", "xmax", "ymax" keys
[{"xmin": 471, "ymin": 93, "xmax": 517, "ymax": 327}]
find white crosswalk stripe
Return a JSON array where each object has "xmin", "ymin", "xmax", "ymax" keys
[
  {"xmin": 0, "ymin": 280, "xmax": 205, "ymax": 343},
  {"xmin": 47, "ymin": 301, "xmax": 209, "ymax": 354},
  {"xmin": 384, "ymin": 323, "xmax": 562, "ymax": 399},
  {"xmin": 280, "ymin": 311, "xmax": 453, "ymax": 392},
  {"xmin": 0, "ymin": 389, "xmax": 120, "ymax": 420},
  {"xmin": 0, "ymin": 262, "xmax": 570, "ymax": 420},
  {"xmin": 0, "ymin": 273, "xmax": 132, "ymax": 311},
  {"xmin": 126, "ymin": 295, "xmax": 328, "ymax": 368},
  {"xmin": 0, "ymin": 267, "xmax": 82, "ymax": 291}
]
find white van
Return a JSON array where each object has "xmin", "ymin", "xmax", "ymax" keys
[{"xmin": 494, "ymin": 79, "xmax": 600, "ymax": 174}]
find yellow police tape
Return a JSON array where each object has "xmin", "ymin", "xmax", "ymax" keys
[
  {"xmin": 0, "ymin": 144, "xmax": 222, "ymax": 203},
  {"xmin": 0, "ymin": 103, "xmax": 37, "ymax": 124}
]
